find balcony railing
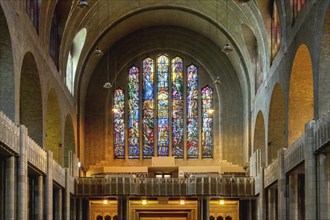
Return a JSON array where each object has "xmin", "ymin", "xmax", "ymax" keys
[
  {"xmin": 27, "ymin": 136, "xmax": 47, "ymax": 173},
  {"xmin": 53, "ymin": 160, "xmax": 65, "ymax": 187},
  {"xmin": 314, "ymin": 111, "xmax": 330, "ymax": 152},
  {"xmin": 284, "ymin": 135, "xmax": 304, "ymax": 173},
  {"xmin": 76, "ymin": 176, "xmax": 254, "ymax": 198},
  {"xmin": 0, "ymin": 111, "xmax": 20, "ymax": 154},
  {"xmin": 264, "ymin": 158, "xmax": 278, "ymax": 188}
]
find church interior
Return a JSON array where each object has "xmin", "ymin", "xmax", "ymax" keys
[{"xmin": 0, "ymin": 0, "xmax": 329, "ymax": 219}]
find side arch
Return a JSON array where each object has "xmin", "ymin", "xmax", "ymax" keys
[
  {"xmin": 64, "ymin": 113, "xmax": 76, "ymax": 167},
  {"xmin": 254, "ymin": 111, "xmax": 266, "ymax": 167}
]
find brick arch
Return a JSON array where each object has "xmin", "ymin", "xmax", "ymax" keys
[
  {"xmin": 288, "ymin": 44, "xmax": 314, "ymax": 145},
  {"xmin": 45, "ymin": 88, "xmax": 62, "ymax": 164},
  {"xmin": 268, "ymin": 84, "xmax": 285, "ymax": 164},
  {"xmin": 20, "ymin": 52, "xmax": 43, "ymax": 146},
  {"xmin": 0, "ymin": 6, "xmax": 15, "ymax": 120},
  {"xmin": 254, "ymin": 111, "xmax": 266, "ymax": 167},
  {"xmin": 318, "ymin": 7, "xmax": 330, "ymax": 116},
  {"xmin": 64, "ymin": 113, "xmax": 76, "ymax": 166}
]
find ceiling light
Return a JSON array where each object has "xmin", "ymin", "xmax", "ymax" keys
[
  {"xmin": 179, "ymin": 200, "xmax": 185, "ymax": 205},
  {"xmin": 213, "ymin": 76, "xmax": 222, "ymax": 86},
  {"xmin": 219, "ymin": 200, "xmax": 225, "ymax": 205},
  {"xmin": 142, "ymin": 199, "xmax": 147, "ymax": 205},
  {"xmin": 94, "ymin": 47, "xmax": 103, "ymax": 56},
  {"xmin": 222, "ymin": 43, "xmax": 233, "ymax": 55},
  {"xmin": 103, "ymin": 199, "xmax": 108, "ymax": 205},
  {"xmin": 103, "ymin": 82, "xmax": 112, "ymax": 89},
  {"xmin": 78, "ymin": 0, "xmax": 89, "ymax": 9}
]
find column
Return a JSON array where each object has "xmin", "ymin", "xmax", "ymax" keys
[
  {"xmin": 45, "ymin": 151, "xmax": 53, "ymax": 220},
  {"xmin": 199, "ymin": 197, "xmax": 209, "ymax": 219},
  {"xmin": 77, "ymin": 198, "xmax": 83, "ymax": 220},
  {"xmin": 304, "ymin": 120, "xmax": 317, "ymax": 220},
  {"xmin": 71, "ymin": 198, "xmax": 76, "ymax": 220},
  {"xmin": 318, "ymin": 153, "xmax": 329, "ymax": 220},
  {"xmin": 277, "ymin": 149, "xmax": 286, "ymax": 220},
  {"xmin": 64, "ymin": 169, "xmax": 70, "ymax": 220},
  {"xmin": 57, "ymin": 189, "xmax": 63, "ymax": 220},
  {"xmin": 117, "ymin": 197, "xmax": 128, "ymax": 220},
  {"xmin": 5, "ymin": 156, "xmax": 15, "ymax": 220},
  {"xmin": 17, "ymin": 126, "xmax": 28, "ymax": 219},
  {"xmin": 257, "ymin": 170, "xmax": 265, "ymax": 220},
  {"xmin": 268, "ymin": 188, "xmax": 277, "ymax": 220},
  {"xmin": 35, "ymin": 175, "xmax": 43, "ymax": 220}
]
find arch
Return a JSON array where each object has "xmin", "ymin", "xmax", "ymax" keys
[
  {"xmin": 0, "ymin": 7, "xmax": 15, "ymax": 120},
  {"xmin": 318, "ymin": 7, "xmax": 330, "ymax": 116},
  {"xmin": 209, "ymin": 216, "xmax": 215, "ymax": 220},
  {"xmin": 268, "ymin": 84, "xmax": 285, "ymax": 164},
  {"xmin": 50, "ymin": 0, "xmax": 73, "ymax": 68},
  {"xmin": 241, "ymin": 24, "xmax": 262, "ymax": 91},
  {"xmin": 113, "ymin": 215, "xmax": 118, "ymax": 220},
  {"xmin": 254, "ymin": 111, "xmax": 266, "ymax": 167},
  {"xmin": 64, "ymin": 114, "xmax": 75, "ymax": 167},
  {"xmin": 96, "ymin": 215, "xmax": 103, "ymax": 220},
  {"xmin": 225, "ymin": 216, "xmax": 232, "ymax": 220},
  {"xmin": 20, "ymin": 52, "xmax": 43, "ymax": 145},
  {"xmin": 66, "ymin": 28, "xmax": 87, "ymax": 95},
  {"xmin": 104, "ymin": 216, "xmax": 111, "ymax": 220},
  {"xmin": 288, "ymin": 44, "xmax": 314, "ymax": 145},
  {"xmin": 45, "ymin": 89, "xmax": 62, "ymax": 164},
  {"xmin": 217, "ymin": 216, "xmax": 224, "ymax": 220}
]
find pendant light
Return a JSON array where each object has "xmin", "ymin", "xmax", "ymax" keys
[
  {"xmin": 78, "ymin": 0, "xmax": 89, "ymax": 9},
  {"xmin": 222, "ymin": 0, "xmax": 233, "ymax": 55},
  {"xmin": 103, "ymin": 0, "xmax": 112, "ymax": 89},
  {"xmin": 213, "ymin": 76, "xmax": 222, "ymax": 86},
  {"xmin": 94, "ymin": 1, "xmax": 103, "ymax": 56}
]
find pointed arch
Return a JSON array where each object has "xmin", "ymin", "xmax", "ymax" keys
[
  {"xmin": 64, "ymin": 114, "xmax": 75, "ymax": 167},
  {"xmin": 288, "ymin": 44, "xmax": 314, "ymax": 145},
  {"xmin": 0, "ymin": 7, "xmax": 15, "ymax": 120},
  {"xmin": 254, "ymin": 111, "xmax": 266, "ymax": 167},
  {"xmin": 268, "ymin": 84, "xmax": 285, "ymax": 164},
  {"xmin": 202, "ymin": 85, "xmax": 214, "ymax": 158},
  {"xmin": 113, "ymin": 87, "xmax": 125, "ymax": 159},
  {"xmin": 45, "ymin": 89, "xmax": 62, "ymax": 164},
  {"xmin": 20, "ymin": 52, "xmax": 43, "ymax": 145}
]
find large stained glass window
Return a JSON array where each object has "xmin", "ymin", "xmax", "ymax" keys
[
  {"xmin": 113, "ymin": 88, "xmax": 125, "ymax": 159},
  {"xmin": 142, "ymin": 58, "xmax": 155, "ymax": 158},
  {"xmin": 171, "ymin": 57, "xmax": 184, "ymax": 158},
  {"xmin": 157, "ymin": 55, "xmax": 169, "ymax": 156},
  {"xmin": 187, "ymin": 65, "xmax": 199, "ymax": 158},
  {"xmin": 271, "ymin": 1, "xmax": 281, "ymax": 62},
  {"xmin": 290, "ymin": 0, "xmax": 305, "ymax": 25},
  {"xmin": 128, "ymin": 66, "xmax": 140, "ymax": 158},
  {"xmin": 202, "ymin": 86, "xmax": 213, "ymax": 158}
]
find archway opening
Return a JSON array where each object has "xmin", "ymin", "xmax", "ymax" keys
[
  {"xmin": 254, "ymin": 111, "xmax": 266, "ymax": 167},
  {"xmin": 288, "ymin": 44, "xmax": 314, "ymax": 145},
  {"xmin": 20, "ymin": 52, "xmax": 43, "ymax": 145},
  {"xmin": 64, "ymin": 114, "xmax": 76, "ymax": 167}
]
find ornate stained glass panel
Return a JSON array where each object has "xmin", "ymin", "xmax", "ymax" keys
[
  {"xmin": 157, "ymin": 55, "xmax": 169, "ymax": 156},
  {"xmin": 271, "ymin": 1, "xmax": 281, "ymax": 62},
  {"xmin": 142, "ymin": 58, "xmax": 155, "ymax": 158},
  {"xmin": 187, "ymin": 65, "xmax": 198, "ymax": 158},
  {"xmin": 128, "ymin": 66, "xmax": 140, "ymax": 158},
  {"xmin": 202, "ymin": 86, "xmax": 213, "ymax": 158},
  {"xmin": 113, "ymin": 88, "xmax": 125, "ymax": 158},
  {"xmin": 171, "ymin": 57, "xmax": 184, "ymax": 158}
]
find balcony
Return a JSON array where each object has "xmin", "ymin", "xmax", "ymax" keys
[
  {"xmin": 284, "ymin": 135, "xmax": 304, "ymax": 173},
  {"xmin": 314, "ymin": 111, "xmax": 330, "ymax": 153},
  {"xmin": 76, "ymin": 176, "xmax": 254, "ymax": 198},
  {"xmin": 0, "ymin": 111, "xmax": 20, "ymax": 155}
]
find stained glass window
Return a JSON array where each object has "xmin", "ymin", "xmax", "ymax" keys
[
  {"xmin": 202, "ymin": 86, "xmax": 213, "ymax": 158},
  {"xmin": 290, "ymin": 0, "xmax": 305, "ymax": 25},
  {"xmin": 113, "ymin": 88, "xmax": 125, "ymax": 159},
  {"xmin": 271, "ymin": 1, "xmax": 280, "ymax": 62},
  {"xmin": 128, "ymin": 66, "xmax": 140, "ymax": 158},
  {"xmin": 187, "ymin": 65, "xmax": 199, "ymax": 158},
  {"xmin": 172, "ymin": 57, "xmax": 184, "ymax": 158},
  {"xmin": 142, "ymin": 58, "xmax": 155, "ymax": 158},
  {"xmin": 157, "ymin": 55, "xmax": 169, "ymax": 156}
]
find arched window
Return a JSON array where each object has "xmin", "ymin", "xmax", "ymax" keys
[
  {"xmin": 225, "ymin": 216, "xmax": 232, "ymax": 220},
  {"xmin": 217, "ymin": 216, "xmax": 224, "ymax": 220},
  {"xmin": 271, "ymin": 1, "xmax": 281, "ymax": 61},
  {"xmin": 25, "ymin": 0, "xmax": 40, "ymax": 33},
  {"xmin": 209, "ymin": 216, "xmax": 215, "ymax": 220},
  {"xmin": 113, "ymin": 215, "xmax": 118, "ymax": 220},
  {"xmin": 113, "ymin": 54, "xmax": 214, "ymax": 159},
  {"xmin": 114, "ymin": 88, "xmax": 125, "ymax": 158},
  {"xmin": 128, "ymin": 66, "xmax": 140, "ymax": 158},
  {"xmin": 290, "ymin": 0, "xmax": 306, "ymax": 25},
  {"xmin": 96, "ymin": 215, "xmax": 103, "ymax": 220},
  {"xmin": 105, "ymin": 216, "xmax": 111, "ymax": 220}
]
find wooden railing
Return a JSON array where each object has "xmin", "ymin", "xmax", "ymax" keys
[
  {"xmin": 0, "ymin": 112, "xmax": 20, "ymax": 154},
  {"xmin": 264, "ymin": 159, "xmax": 278, "ymax": 188},
  {"xmin": 76, "ymin": 176, "xmax": 254, "ymax": 198},
  {"xmin": 27, "ymin": 136, "xmax": 47, "ymax": 173},
  {"xmin": 314, "ymin": 111, "xmax": 330, "ymax": 152},
  {"xmin": 284, "ymin": 135, "xmax": 304, "ymax": 173}
]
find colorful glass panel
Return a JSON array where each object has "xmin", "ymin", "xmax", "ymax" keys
[
  {"xmin": 271, "ymin": 1, "xmax": 281, "ymax": 62},
  {"xmin": 171, "ymin": 57, "xmax": 184, "ymax": 158},
  {"xmin": 187, "ymin": 65, "xmax": 199, "ymax": 158},
  {"xmin": 290, "ymin": 0, "xmax": 305, "ymax": 25},
  {"xmin": 128, "ymin": 66, "xmax": 140, "ymax": 158},
  {"xmin": 157, "ymin": 55, "xmax": 169, "ymax": 156},
  {"xmin": 142, "ymin": 58, "xmax": 154, "ymax": 158},
  {"xmin": 113, "ymin": 88, "xmax": 125, "ymax": 158},
  {"xmin": 202, "ymin": 86, "xmax": 213, "ymax": 158}
]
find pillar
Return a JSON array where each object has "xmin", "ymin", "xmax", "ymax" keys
[
  {"xmin": 288, "ymin": 175, "xmax": 298, "ymax": 220},
  {"xmin": 268, "ymin": 188, "xmax": 277, "ymax": 220},
  {"xmin": 57, "ymin": 189, "xmax": 63, "ymax": 220},
  {"xmin": 257, "ymin": 170, "xmax": 265, "ymax": 220},
  {"xmin": 71, "ymin": 198, "xmax": 76, "ymax": 220},
  {"xmin": 45, "ymin": 151, "xmax": 53, "ymax": 220},
  {"xmin": 117, "ymin": 197, "xmax": 128, "ymax": 220},
  {"xmin": 77, "ymin": 198, "xmax": 83, "ymax": 220},
  {"xmin": 304, "ymin": 121, "xmax": 317, "ymax": 220},
  {"xmin": 35, "ymin": 175, "xmax": 43, "ymax": 220},
  {"xmin": 199, "ymin": 197, "xmax": 209, "ymax": 219},
  {"xmin": 277, "ymin": 149, "xmax": 286, "ymax": 220},
  {"xmin": 318, "ymin": 153, "xmax": 329, "ymax": 220},
  {"xmin": 17, "ymin": 126, "xmax": 28, "ymax": 219},
  {"xmin": 5, "ymin": 156, "xmax": 15, "ymax": 220},
  {"xmin": 64, "ymin": 169, "xmax": 70, "ymax": 220}
]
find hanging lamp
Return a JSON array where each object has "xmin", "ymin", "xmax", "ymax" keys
[{"xmin": 222, "ymin": 0, "xmax": 233, "ymax": 55}]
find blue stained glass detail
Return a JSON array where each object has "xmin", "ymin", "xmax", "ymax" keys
[
  {"xmin": 202, "ymin": 86, "xmax": 213, "ymax": 158},
  {"xmin": 142, "ymin": 58, "xmax": 154, "ymax": 158},
  {"xmin": 113, "ymin": 88, "xmax": 125, "ymax": 158}
]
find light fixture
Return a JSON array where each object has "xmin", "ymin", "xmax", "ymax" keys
[
  {"xmin": 207, "ymin": 109, "xmax": 215, "ymax": 114},
  {"xmin": 112, "ymin": 108, "xmax": 119, "ymax": 114},
  {"xmin": 179, "ymin": 200, "xmax": 185, "ymax": 205},
  {"xmin": 78, "ymin": 0, "xmax": 89, "ymax": 9},
  {"xmin": 142, "ymin": 199, "xmax": 147, "ymax": 205},
  {"xmin": 94, "ymin": 1, "xmax": 103, "ymax": 56},
  {"xmin": 222, "ymin": 0, "xmax": 234, "ymax": 55},
  {"xmin": 213, "ymin": 76, "xmax": 222, "ymax": 86},
  {"xmin": 103, "ymin": 82, "xmax": 112, "ymax": 89},
  {"xmin": 219, "ymin": 200, "xmax": 225, "ymax": 205},
  {"xmin": 78, "ymin": 161, "xmax": 81, "ymax": 168},
  {"xmin": 103, "ymin": 199, "xmax": 108, "ymax": 205},
  {"xmin": 103, "ymin": 0, "xmax": 111, "ymax": 89}
]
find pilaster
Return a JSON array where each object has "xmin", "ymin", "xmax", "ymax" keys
[
  {"xmin": 5, "ymin": 156, "xmax": 15, "ymax": 220},
  {"xmin": 45, "ymin": 151, "xmax": 53, "ymax": 220}
]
